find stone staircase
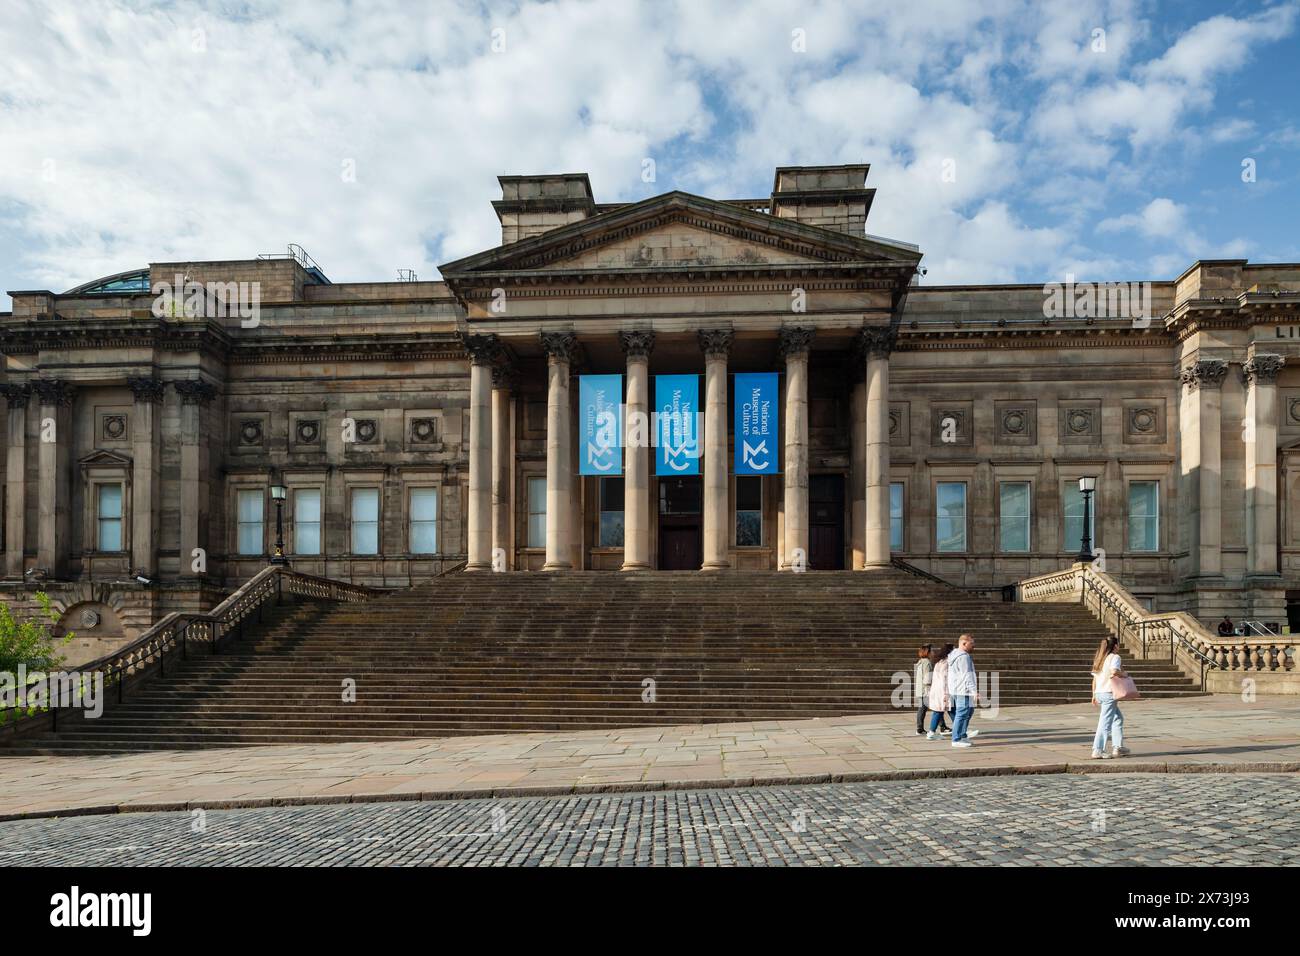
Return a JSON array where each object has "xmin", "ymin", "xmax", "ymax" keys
[{"xmin": 7, "ymin": 570, "xmax": 1203, "ymax": 752}]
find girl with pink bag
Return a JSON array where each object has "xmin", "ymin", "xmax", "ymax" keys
[{"xmin": 1090, "ymin": 636, "xmax": 1132, "ymax": 759}]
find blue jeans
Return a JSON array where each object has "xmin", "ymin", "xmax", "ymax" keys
[
  {"xmin": 928, "ymin": 707, "xmax": 953, "ymax": 733},
  {"xmin": 1093, "ymin": 693, "xmax": 1124, "ymax": 752},
  {"xmin": 951, "ymin": 695, "xmax": 975, "ymax": 742}
]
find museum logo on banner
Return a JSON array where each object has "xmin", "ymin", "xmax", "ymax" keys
[
  {"xmin": 579, "ymin": 374, "xmax": 623, "ymax": 475},
  {"xmin": 735, "ymin": 372, "xmax": 779, "ymax": 474},
  {"xmin": 655, "ymin": 374, "xmax": 700, "ymax": 475}
]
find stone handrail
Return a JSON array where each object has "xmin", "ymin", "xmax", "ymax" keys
[
  {"xmin": 2, "ymin": 566, "xmax": 380, "ymax": 737},
  {"xmin": 1018, "ymin": 563, "xmax": 1296, "ymax": 691}
]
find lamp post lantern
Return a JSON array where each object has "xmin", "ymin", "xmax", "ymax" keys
[
  {"xmin": 270, "ymin": 484, "xmax": 288, "ymax": 565},
  {"xmin": 1077, "ymin": 475, "xmax": 1097, "ymax": 564}
]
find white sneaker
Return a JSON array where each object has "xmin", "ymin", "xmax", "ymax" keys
[
  {"xmin": 939, "ymin": 728, "xmax": 951, "ymax": 737},
  {"xmin": 1091, "ymin": 750, "xmax": 1110, "ymax": 759},
  {"xmin": 1112, "ymin": 746, "xmax": 1129, "ymax": 758},
  {"xmin": 926, "ymin": 731, "xmax": 937, "ymax": 740},
  {"xmin": 967, "ymin": 729, "xmax": 980, "ymax": 739},
  {"xmin": 952, "ymin": 740, "xmax": 973, "ymax": 748}
]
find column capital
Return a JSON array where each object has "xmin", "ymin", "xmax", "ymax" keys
[
  {"xmin": 778, "ymin": 326, "xmax": 815, "ymax": 360},
  {"xmin": 618, "ymin": 330, "xmax": 656, "ymax": 359},
  {"xmin": 856, "ymin": 326, "xmax": 895, "ymax": 359},
  {"xmin": 461, "ymin": 332, "xmax": 502, "ymax": 367},
  {"xmin": 31, "ymin": 379, "xmax": 75, "ymax": 406},
  {"xmin": 0, "ymin": 383, "xmax": 30, "ymax": 408},
  {"xmin": 1244, "ymin": 353, "xmax": 1285, "ymax": 385},
  {"xmin": 698, "ymin": 328, "xmax": 734, "ymax": 359},
  {"xmin": 126, "ymin": 376, "xmax": 167, "ymax": 404},
  {"xmin": 173, "ymin": 379, "xmax": 218, "ymax": 405},
  {"xmin": 490, "ymin": 363, "xmax": 518, "ymax": 391},
  {"xmin": 1180, "ymin": 359, "xmax": 1229, "ymax": 391},
  {"xmin": 541, "ymin": 331, "xmax": 580, "ymax": 364}
]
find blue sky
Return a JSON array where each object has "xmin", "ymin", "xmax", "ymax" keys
[{"xmin": 1, "ymin": 0, "xmax": 1298, "ymax": 310}]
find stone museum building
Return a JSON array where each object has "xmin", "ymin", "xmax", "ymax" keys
[{"xmin": 4, "ymin": 163, "xmax": 1300, "ymax": 657}]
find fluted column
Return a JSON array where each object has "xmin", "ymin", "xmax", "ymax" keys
[
  {"xmin": 700, "ymin": 329, "xmax": 733, "ymax": 570},
  {"xmin": 463, "ymin": 333, "xmax": 500, "ymax": 571},
  {"xmin": 541, "ymin": 332, "xmax": 578, "ymax": 571},
  {"xmin": 620, "ymin": 331, "xmax": 654, "ymax": 570},
  {"xmin": 780, "ymin": 327, "xmax": 813, "ymax": 570},
  {"xmin": 2, "ymin": 385, "xmax": 29, "ymax": 579},
  {"xmin": 173, "ymin": 380, "xmax": 217, "ymax": 578},
  {"xmin": 1180, "ymin": 360, "xmax": 1228, "ymax": 577},
  {"xmin": 127, "ymin": 377, "xmax": 166, "ymax": 576},
  {"xmin": 32, "ymin": 380, "xmax": 75, "ymax": 576},
  {"xmin": 491, "ymin": 364, "xmax": 515, "ymax": 572},
  {"xmin": 862, "ymin": 327, "xmax": 893, "ymax": 568},
  {"xmin": 1245, "ymin": 354, "xmax": 1285, "ymax": 576}
]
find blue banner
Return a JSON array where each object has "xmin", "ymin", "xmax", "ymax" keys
[
  {"xmin": 579, "ymin": 374, "xmax": 622, "ymax": 476},
  {"xmin": 734, "ymin": 372, "xmax": 779, "ymax": 475},
  {"xmin": 655, "ymin": 375, "xmax": 700, "ymax": 475}
]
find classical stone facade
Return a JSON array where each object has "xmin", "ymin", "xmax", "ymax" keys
[{"xmin": 4, "ymin": 163, "xmax": 1300, "ymax": 650}]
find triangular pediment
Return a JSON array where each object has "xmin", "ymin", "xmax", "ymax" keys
[
  {"xmin": 79, "ymin": 448, "xmax": 133, "ymax": 469},
  {"xmin": 439, "ymin": 191, "xmax": 920, "ymax": 278}
]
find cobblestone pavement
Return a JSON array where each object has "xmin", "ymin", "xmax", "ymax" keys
[{"xmin": 2, "ymin": 773, "xmax": 1295, "ymax": 866}]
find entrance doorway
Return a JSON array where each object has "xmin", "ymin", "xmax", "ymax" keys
[
  {"xmin": 809, "ymin": 473, "xmax": 846, "ymax": 570},
  {"xmin": 658, "ymin": 476, "xmax": 702, "ymax": 570}
]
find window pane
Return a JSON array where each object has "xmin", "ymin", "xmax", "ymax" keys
[
  {"xmin": 889, "ymin": 482, "xmax": 904, "ymax": 552},
  {"xmin": 936, "ymin": 482, "xmax": 966, "ymax": 553},
  {"xmin": 294, "ymin": 489, "xmax": 321, "ymax": 555},
  {"xmin": 99, "ymin": 484, "xmax": 122, "ymax": 519},
  {"xmin": 98, "ymin": 484, "xmax": 123, "ymax": 551},
  {"xmin": 1128, "ymin": 481, "xmax": 1158, "ymax": 552},
  {"xmin": 599, "ymin": 511, "xmax": 624, "ymax": 547},
  {"xmin": 735, "ymin": 476, "xmax": 763, "ymax": 547},
  {"xmin": 1064, "ymin": 484, "xmax": 1096, "ymax": 552},
  {"xmin": 409, "ymin": 487, "xmax": 438, "ymax": 555},
  {"xmin": 527, "ymin": 477, "xmax": 547, "ymax": 548},
  {"xmin": 736, "ymin": 476, "xmax": 762, "ymax": 512},
  {"xmin": 600, "ymin": 477, "xmax": 624, "ymax": 511},
  {"xmin": 352, "ymin": 488, "xmax": 380, "ymax": 555},
  {"xmin": 999, "ymin": 482, "xmax": 1030, "ymax": 553},
  {"xmin": 237, "ymin": 489, "xmax": 263, "ymax": 555}
]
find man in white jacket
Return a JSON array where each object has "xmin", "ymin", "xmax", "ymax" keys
[{"xmin": 946, "ymin": 633, "xmax": 980, "ymax": 747}]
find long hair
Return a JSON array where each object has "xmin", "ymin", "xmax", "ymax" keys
[
  {"xmin": 917, "ymin": 644, "xmax": 932, "ymax": 660},
  {"xmin": 930, "ymin": 642, "xmax": 953, "ymax": 665},
  {"xmin": 1092, "ymin": 635, "xmax": 1119, "ymax": 674}
]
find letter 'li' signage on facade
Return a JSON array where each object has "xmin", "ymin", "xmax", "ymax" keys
[
  {"xmin": 579, "ymin": 374, "xmax": 622, "ymax": 476},
  {"xmin": 655, "ymin": 374, "xmax": 700, "ymax": 475},
  {"xmin": 734, "ymin": 372, "xmax": 779, "ymax": 475}
]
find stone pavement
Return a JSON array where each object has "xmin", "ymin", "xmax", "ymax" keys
[
  {"xmin": 1, "ymin": 696, "xmax": 1296, "ymax": 822},
  {"xmin": 3, "ymin": 774, "xmax": 1295, "ymax": 866}
]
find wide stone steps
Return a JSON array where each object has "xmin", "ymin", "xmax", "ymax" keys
[{"xmin": 5, "ymin": 568, "xmax": 1203, "ymax": 753}]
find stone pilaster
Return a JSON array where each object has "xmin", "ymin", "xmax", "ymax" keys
[
  {"xmin": 861, "ymin": 327, "xmax": 893, "ymax": 568},
  {"xmin": 173, "ymin": 380, "xmax": 217, "ymax": 578},
  {"xmin": 699, "ymin": 329, "xmax": 733, "ymax": 571},
  {"xmin": 490, "ymin": 364, "xmax": 516, "ymax": 572},
  {"xmin": 32, "ymin": 380, "xmax": 74, "ymax": 577},
  {"xmin": 1244, "ymin": 354, "xmax": 1285, "ymax": 577},
  {"xmin": 1, "ymin": 384, "xmax": 29, "ymax": 579},
  {"xmin": 462, "ymin": 333, "xmax": 501, "ymax": 571},
  {"xmin": 1180, "ymin": 360, "xmax": 1228, "ymax": 578},
  {"xmin": 541, "ymin": 332, "xmax": 578, "ymax": 571},
  {"xmin": 619, "ymin": 330, "xmax": 655, "ymax": 571},
  {"xmin": 127, "ymin": 377, "xmax": 166, "ymax": 576},
  {"xmin": 779, "ymin": 327, "xmax": 814, "ymax": 570}
]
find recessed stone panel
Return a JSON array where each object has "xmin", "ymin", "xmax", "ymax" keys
[
  {"xmin": 930, "ymin": 401, "xmax": 973, "ymax": 447},
  {"xmin": 1123, "ymin": 399, "xmax": 1166, "ymax": 444},
  {"xmin": 889, "ymin": 402, "xmax": 909, "ymax": 447},
  {"xmin": 1059, "ymin": 400, "xmax": 1102, "ymax": 445},
  {"xmin": 995, "ymin": 400, "xmax": 1036, "ymax": 445}
]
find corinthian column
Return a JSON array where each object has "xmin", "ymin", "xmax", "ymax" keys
[
  {"xmin": 462, "ymin": 333, "xmax": 500, "ymax": 571},
  {"xmin": 172, "ymin": 379, "xmax": 217, "ymax": 578},
  {"xmin": 1245, "ymin": 354, "xmax": 1285, "ymax": 576},
  {"xmin": 491, "ymin": 364, "xmax": 516, "ymax": 572},
  {"xmin": 699, "ymin": 329, "xmax": 733, "ymax": 571},
  {"xmin": 620, "ymin": 330, "xmax": 655, "ymax": 570},
  {"xmin": 1, "ymin": 384, "xmax": 29, "ymax": 579},
  {"xmin": 541, "ymin": 332, "xmax": 578, "ymax": 570},
  {"xmin": 1180, "ymin": 360, "xmax": 1228, "ymax": 577},
  {"xmin": 127, "ymin": 377, "xmax": 166, "ymax": 576},
  {"xmin": 32, "ymin": 379, "xmax": 74, "ymax": 577},
  {"xmin": 779, "ymin": 327, "xmax": 814, "ymax": 570},
  {"xmin": 861, "ymin": 327, "xmax": 893, "ymax": 568}
]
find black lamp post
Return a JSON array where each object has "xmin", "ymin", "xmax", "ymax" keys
[
  {"xmin": 1077, "ymin": 475, "xmax": 1097, "ymax": 564},
  {"xmin": 270, "ymin": 484, "xmax": 288, "ymax": 565}
]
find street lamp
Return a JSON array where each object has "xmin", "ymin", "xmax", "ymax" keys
[
  {"xmin": 270, "ymin": 484, "xmax": 288, "ymax": 565},
  {"xmin": 1077, "ymin": 475, "xmax": 1097, "ymax": 564}
]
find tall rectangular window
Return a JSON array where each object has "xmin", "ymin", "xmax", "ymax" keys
[
  {"xmin": 527, "ymin": 477, "xmax": 547, "ymax": 548},
  {"xmin": 97, "ymin": 483, "xmax": 123, "ymax": 552},
  {"xmin": 999, "ymin": 482, "xmax": 1031, "ymax": 553},
  {"xmin": 409, "ymin": 487, "xmax": 438, "ymax": 554},
  {"xmin": 237, "ymin": 489, "xmax": 264, "ymax": 555},
  {"xmin": 351, "ymin": 488, "xmax": 380, "ymax": 555},
  {"xmin": 599, "ymin": 477, "xmax": 624, "ymax": 547},
  {"xmin": 293, "ymin": 489, "xmax": 322, "ymax": 555},
  {"xmin": 1128, "ymin": 481, "xmax": 1159, "ymax": 552},
  {"xmin": 935, "ymin": 482, "xmax": 967, "ymax": 553},
  {"xmin": 889, "ymin": 482, "xmax": 904, "ymax": 552},
  {"xmin": 736, "ymin": 476, "xmax": 763, "ymax": 546},
  {"xmin": 1063, "ymin": 483, "xmax": 1097, "ymax": 553}
]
